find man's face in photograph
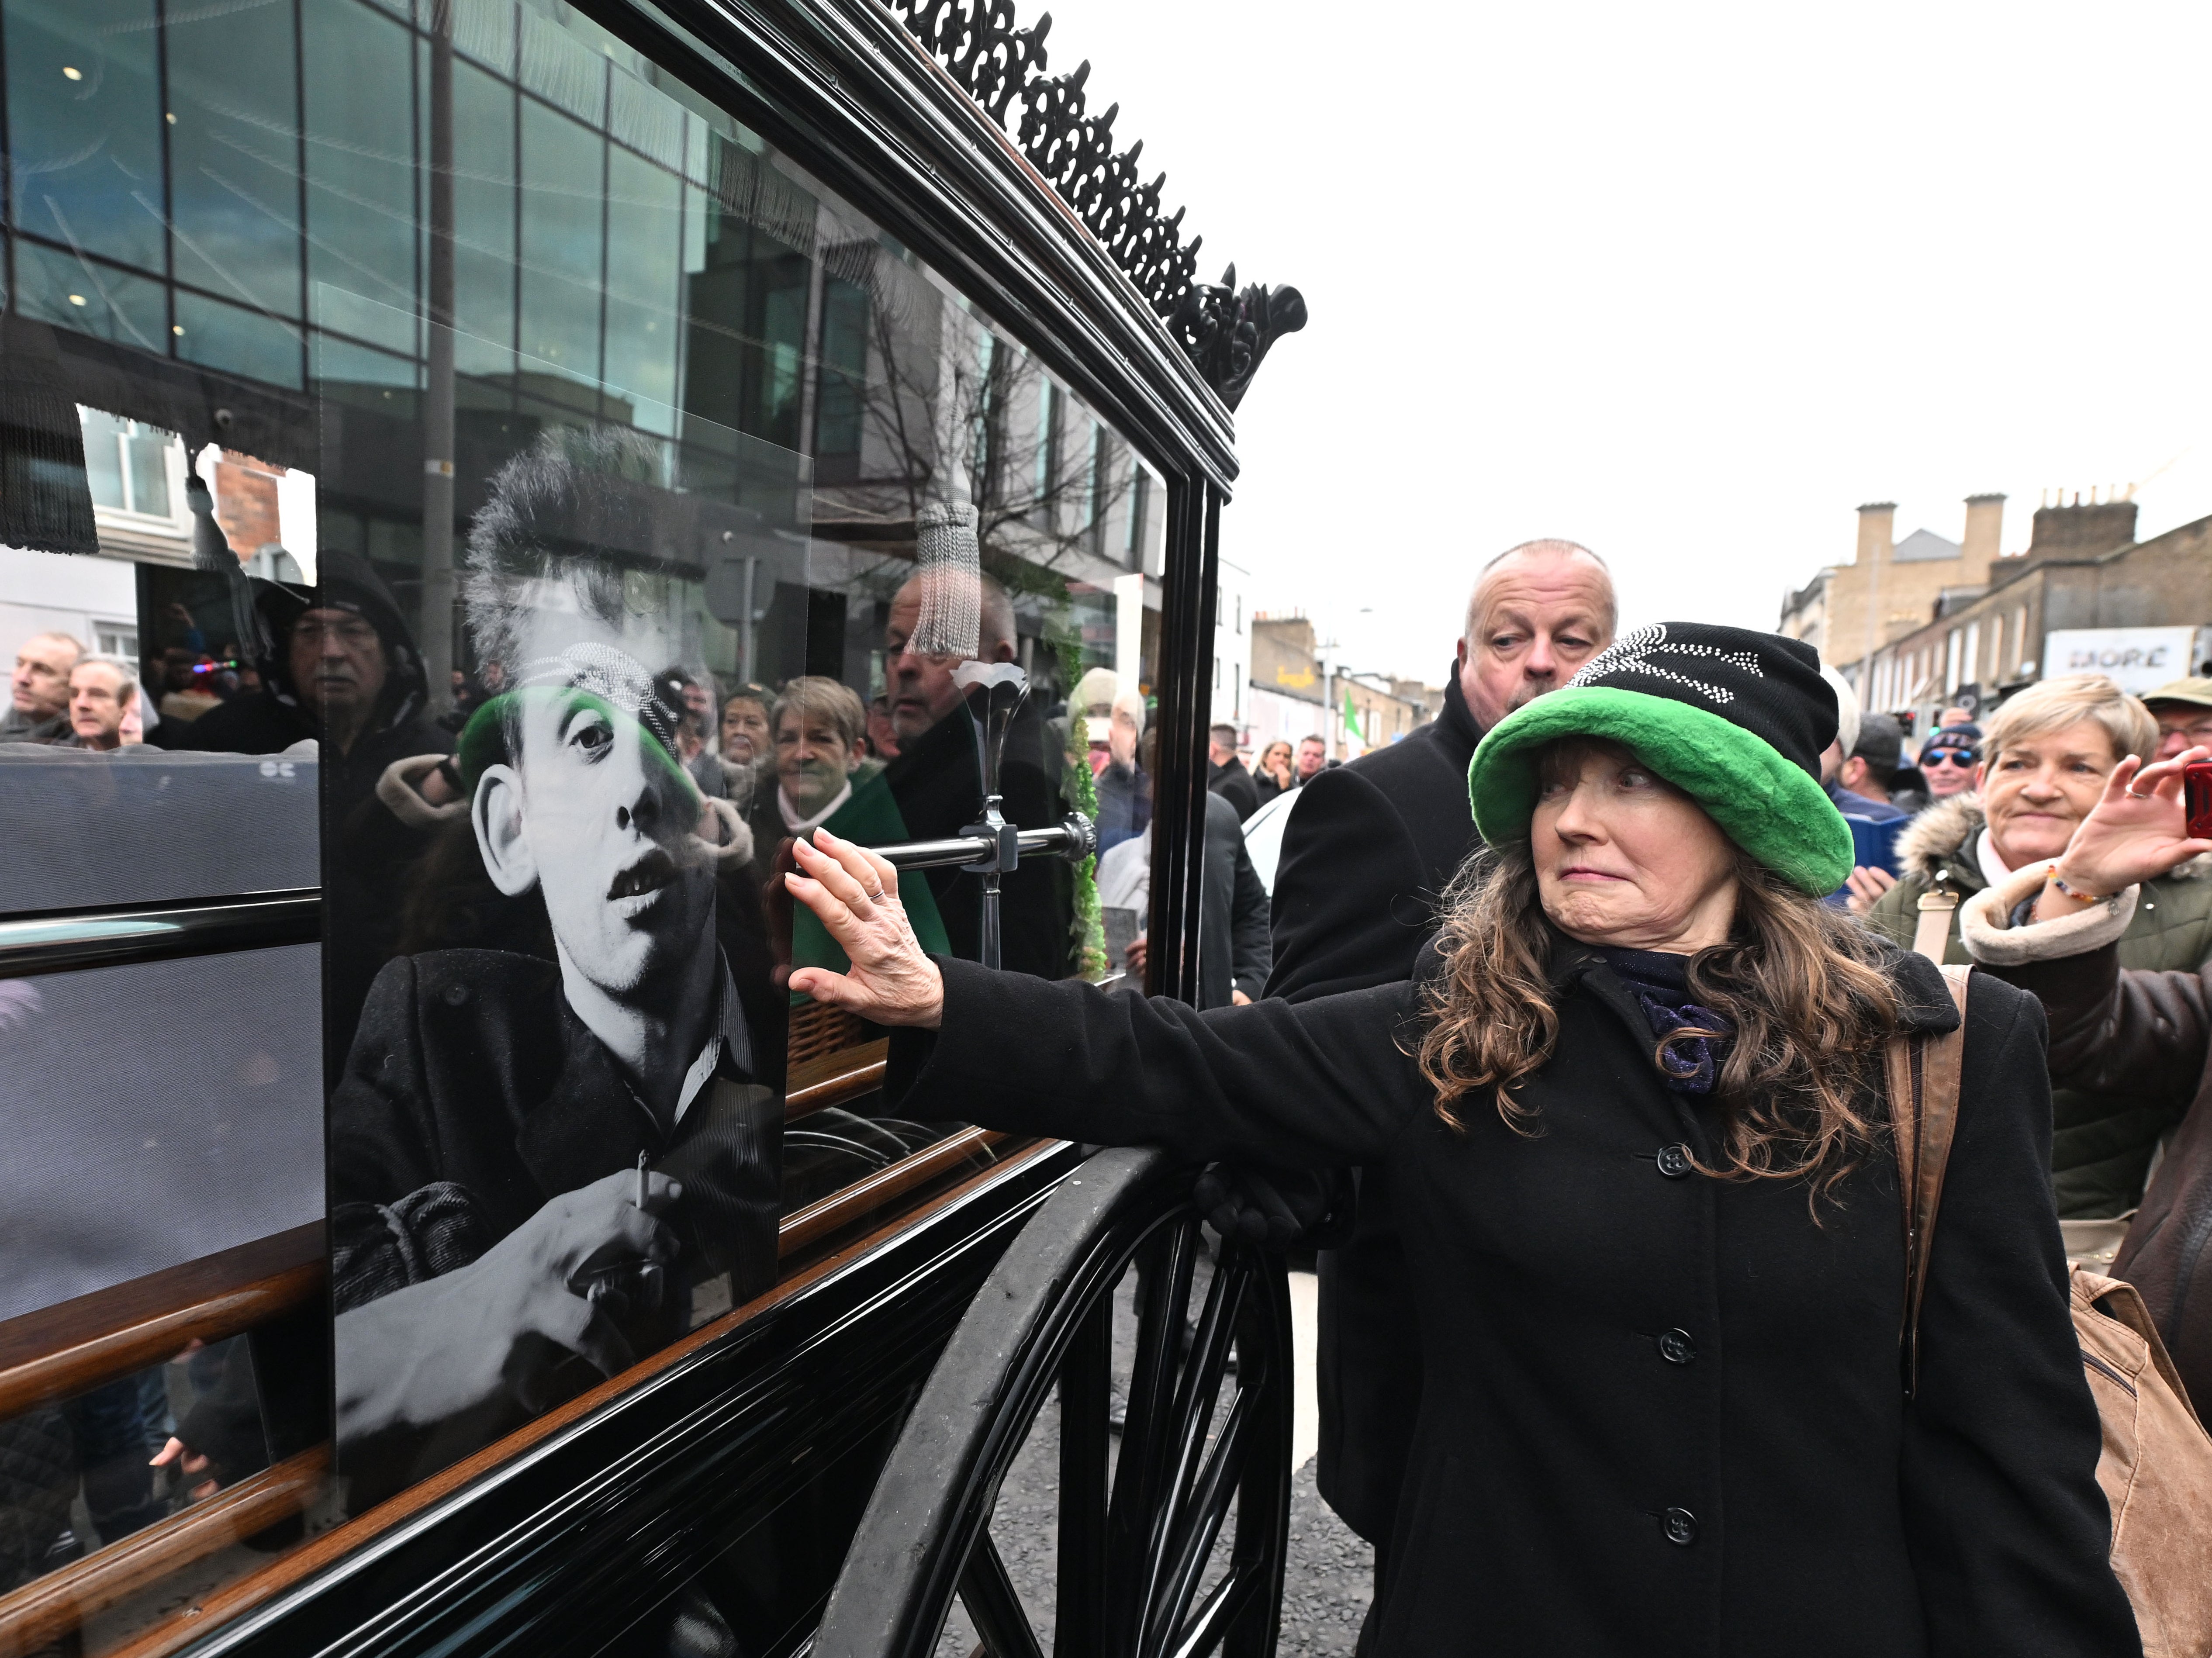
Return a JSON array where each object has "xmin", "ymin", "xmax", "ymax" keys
[
  {"xmin": 490, "ymin": 595, "xmax": 715, "ymax": 1002},
  {"xmin": 511, "ymin": 687, "xmax": 714, "ymax": 999}
]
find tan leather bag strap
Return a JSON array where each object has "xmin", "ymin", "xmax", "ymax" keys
[
  {"xmin": 1910, "ymin": 887, "xmax": 1960, "ymax": 963},
  {"xmin": 1891, "ymin": 962, "xmax": 1973, "ymax": 1397}
]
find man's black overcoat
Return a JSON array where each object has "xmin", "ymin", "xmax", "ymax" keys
[
  {"xmin": 887, "ymin": 951, "xmax": 2136, "ymax": 1657},
  {"xmin": 1265, "ymin": 669, "xmax": 1481, "ymax": 1544}
]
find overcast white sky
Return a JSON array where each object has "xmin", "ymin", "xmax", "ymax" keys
[{"xmin": 1040, "ymin": 0, "xmax": 2212, "ymax": 684}]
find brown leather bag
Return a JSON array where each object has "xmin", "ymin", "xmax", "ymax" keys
[{"xmin": 1893, "ymin": 964, "xmax": 2212, "ymax": 1658}]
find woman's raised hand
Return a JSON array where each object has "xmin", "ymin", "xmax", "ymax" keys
[
  {"xmin": 2050, "ymin": 746, "xmax": 2212, "ymax": 899},
  {"xmin": 785, "ymin": 830, "xmax": 946, "ymax": 1028}
]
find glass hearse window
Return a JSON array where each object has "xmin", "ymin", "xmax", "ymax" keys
[{"xmin": 0, "ymin": 0, "xmax": 1166, "ymax": 1643}]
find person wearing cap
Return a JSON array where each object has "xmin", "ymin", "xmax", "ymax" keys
[
  {"xmin": 1820, "ymin": 691, "xmax": 1906, "ymax": 826},
  {"xmin": 1863, "ymin": 673, "xmax": 2212, "ymax": 1220},
  {"xmin": 781, "ymin": 622, "xmax": 2130, "ymax": 1656},
  {"xmin": 2142, "ymin": 676, "xmax": 2212, "ymax": 761},
  {"xmin": 1837, "ymin": 712, "xmax": 1915, "ymax": 817},
  {"xmin": 1914, "ymin": 721, "xmax": 1982, "ymax": 805}
]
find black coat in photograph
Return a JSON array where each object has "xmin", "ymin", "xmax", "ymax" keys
[
  {"xmin": 885, "ymin": 950, "xmax": 2135, "ymax": 1657},
  {"xmin": 329, "ymin": 949, "xmax": 782, "ymax": 1501},
  {"xmin": 1264, "ymin": 667, "xmax": 1481, "ymax": 1545}
]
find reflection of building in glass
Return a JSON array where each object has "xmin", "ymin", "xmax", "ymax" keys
[
  {"xmin": 1247, "ymin": 611, "xmax": 1435, "ymax": 760},
  {"xmin": 2, "ymin": 0, "xmax": 1163, "ymax": 700}
]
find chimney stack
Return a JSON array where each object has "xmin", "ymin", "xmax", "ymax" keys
[
  {"xmin": 1960, "ymin": 493, "xmax": 2005, "ymax": 578},
  {"xmin": 1854, "ymin": 502, "xmax": 1896, "ymax": 569}
]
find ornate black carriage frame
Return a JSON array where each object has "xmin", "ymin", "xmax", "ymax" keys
[{"xmin": 0, "ymin": 0, "xmax": 1309, "ymax": 1652}]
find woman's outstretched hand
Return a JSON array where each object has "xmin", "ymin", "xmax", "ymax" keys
[
  {"xmin": 2041, "ymin": 746, "xmax": 2212, "ymax": 917},
  {"xmin": 785, "ymin": 830, "xmax": 946, "ymax": 1028}
]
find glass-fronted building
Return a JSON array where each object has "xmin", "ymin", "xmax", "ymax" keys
[{"xmin": 0, "ymin": 0, "xmax": 1251, "ymax": 1649}]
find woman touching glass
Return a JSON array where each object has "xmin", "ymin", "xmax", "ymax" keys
[{"xmin": 785, "ymin": 625, "xmax": 2134, "ymax": 1658}]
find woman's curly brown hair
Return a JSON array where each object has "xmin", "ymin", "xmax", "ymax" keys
[{"xmin": 1414, "ymin": 809, "xmax": 1906, "ymax": 1202}]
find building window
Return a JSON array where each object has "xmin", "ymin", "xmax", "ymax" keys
[
  {"xmin": 79, "ymin": 407, "xmax": 180, "ymax": 522},
  {"xmin": 1085, "ymin": 423, "xmax": 1106, "ymax": 552},
  {"xmin": 812, "ymin": 277, "xmax": 871, "ymax": 472},
  {"xmin": 1031, "ymin": 380, "xmax": 1058, "ymax": 530},
  {"xmin": 1961, "ymin": 620, "xmax": 1979, "ymax": 687},
  {"xmin": 1946, "ymin": 630, "xmax": 1962, "ymax": 694},
  {"xmin": 96, "ymin": 622, "xmax": 140, "ymax": 657}
]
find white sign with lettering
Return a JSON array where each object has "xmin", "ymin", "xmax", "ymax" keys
[{"xmin": 2043, "ymin": 626, "xmax": 2212, "ymax": 694}]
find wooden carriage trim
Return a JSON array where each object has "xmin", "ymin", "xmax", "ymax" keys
[
  {"xmin": 4, "ymin": 1138, "xmax": 1054, "ymax": 1658},
  {"xmin": 0, "ymin": 1225, "xmax": 326, "ymax": 1421},
  {"xmin": 0, "ymin": 1449, "xmax": 328, "ymax": 1657},
  {"xmin": 0, "ymin": 1043, "xmax": 901, "ymax": 1422},
  {"xmin": 784, "ymin": 1040, "xmax": 892, "ymax": 1121}
]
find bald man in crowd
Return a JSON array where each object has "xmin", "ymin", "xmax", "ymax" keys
[
  {"xmin": 876, "ymin": 567, "xmax": 1076, "ymax": 978},
  {"xmin": 1257, "ymin": 539, "xmax": 1616, "ymax": 1639},
  {"xmin": 4, "ymin": 630, "xmax": 84, "ymax": 743}
]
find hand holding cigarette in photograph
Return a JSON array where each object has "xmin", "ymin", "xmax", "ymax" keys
[{"xmin": 785, "ymin": 831, "xmax": 947, "ymax": 1028}]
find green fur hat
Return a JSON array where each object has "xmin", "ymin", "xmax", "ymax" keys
[{"xmin": 1465, "ymin": 622, "xmax": 1855, "ymax": 896}]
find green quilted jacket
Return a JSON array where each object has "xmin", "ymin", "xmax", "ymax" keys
[{"xmin": 1866, "ymin": 792, "xmax": 2212, "ymax": 1217}]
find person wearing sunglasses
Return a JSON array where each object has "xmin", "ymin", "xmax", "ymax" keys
[
  {"xmin": 1916, "ymin": 723, "xmax": 1982, "ymax": 802},
  {"xmin": 1860, "ymin": 674, "xmax": 2212, "ymax": 1222}
]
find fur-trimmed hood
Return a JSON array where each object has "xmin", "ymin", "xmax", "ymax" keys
[
  {"xmin": 1894, "ymin": 789, "xmax": 2212, "ymax": 884},
  {"xmin": 1895, "ymin": 793, "xmax": 1984, "ymax": 883}
]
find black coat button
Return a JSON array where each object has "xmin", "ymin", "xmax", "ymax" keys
[
  {"xmin": 1658, "ymin": 1327, "xmax": 1697, "ymax": 1365},
  {"xmin": 1663, "ymin": 1506, "xmax": 1698, "ymax": 1545},
  {"xmin": 442, "ymin": 983, "xmax": 470, "ymax": 1007},
  {"xmin": 1656, "ymin": 1143, "xmax": 1693, "ymax": 1178}
]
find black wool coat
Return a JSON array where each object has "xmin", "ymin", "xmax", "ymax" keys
[
  {"xmin": 1265, "ymin": 667, "xmax": 1482, "ymax": 1545},
  {"xmin": 887, "ymin": 950, "xmax": 2136, "ymax": 1657}
]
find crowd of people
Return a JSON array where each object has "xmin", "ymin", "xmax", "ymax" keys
[
  {"xmin": 778, "ymin": 532, "xmax": 2211, "ymax": 1656},
  {"xmin": 18, "ymin": 490, "xmax": 2212, "ymax": 1647}
]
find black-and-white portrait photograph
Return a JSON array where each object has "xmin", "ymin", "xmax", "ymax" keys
[{"xmin": 328, "ymin": 427, "xmax": 783, "ymax": 1501}]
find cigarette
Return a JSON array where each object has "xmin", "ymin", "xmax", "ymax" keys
[{"xmin": 636, "ymin": 1150, "xmax": 649, "ymax": 1209}]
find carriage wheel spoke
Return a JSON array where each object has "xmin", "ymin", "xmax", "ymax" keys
[
  {"xmin": 1054, "ymin": 1297, "xmax": 1113, "ymax": 1657},
  {"xmin": 1165, "ymin": 1562, "xmax": 1268, "ymax": 1658},
  {"xmin": 1106, "ymin": 1221, "xmax": 1197, "ymax": 1650},
  {"xmin": 1140, "ymin": 1387, "xmax": 1254, "ymax": 1658},
  {"xmin": 1138, "ymin": 1255, "xmax": 1250, "ymax": 1623},
  {"xmin": 961, "ymin": 1531, "xmax": 1047, "ymax": 1658}
]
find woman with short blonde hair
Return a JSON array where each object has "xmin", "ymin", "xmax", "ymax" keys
[
  {"xmin": 1982, "ymin": 671, "xmax": 2157, "ymax": 773},
  {"xmin": 1866, "ymin": 669, "xmax": 2212, "ymax": 1219},
  {"xmin": 771, "ymin": 675, "xmax": 867, "ymax": 753}
]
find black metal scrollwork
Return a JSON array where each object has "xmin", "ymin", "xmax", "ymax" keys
[
  {"xmin": 889, "ymin": 0, "xmax": 1304, "ymax": 408},
  {"xmin": 1166, "ymin": 265, "xmax": 1310, "ymax": 414}
]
